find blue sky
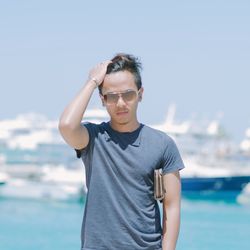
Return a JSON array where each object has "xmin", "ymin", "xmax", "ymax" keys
[{"xmin": 0, "ymin": 0, "xmax": 249, "ymax": 141}]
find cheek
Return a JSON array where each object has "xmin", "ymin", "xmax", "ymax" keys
[
  {"xmin": 105, "ymin": 105, "xmax": 115, "ymax": 115},
  {"xmin": 129, "ymin": 100, "xmax": 139, "ymax": 110}
]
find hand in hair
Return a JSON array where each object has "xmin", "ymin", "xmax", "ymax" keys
[{"xmin": 88, "ymin": 60, "xmax": 111, "ymax": 86}]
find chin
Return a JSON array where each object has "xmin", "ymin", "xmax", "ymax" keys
[
  {"xmin": 115, "ymin": 118, "xmax": 130, "ymax": 125},
  {"xmin": 111, "ymin": 116, "xmax": 130, "ymax": 125}
]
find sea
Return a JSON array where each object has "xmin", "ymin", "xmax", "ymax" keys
[{"xmin": 0, "ymin": 194, "xmax": 249, "ymax": 250}]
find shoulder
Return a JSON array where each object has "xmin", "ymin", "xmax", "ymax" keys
[
  {"xmin": 141, "ymin": 125, "xmax": 179, "ymax": 156},
  {"xmin": 142, "ymin": 124, "xmax": 174, "ymax": 143},
  {"xmin": 75, "ymin": 122, "xmax": 108, "ymax": 158}
]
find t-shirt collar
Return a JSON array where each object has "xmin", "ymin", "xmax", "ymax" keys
[{"xmin": 103, "ymin": 122, "xmax": 143, "ymax": 147}]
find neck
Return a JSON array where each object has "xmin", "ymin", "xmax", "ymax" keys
[{"xmin": 109, "ymin": 120, "xmax": 140, "ymax": 132}]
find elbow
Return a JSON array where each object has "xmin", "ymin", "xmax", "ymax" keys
[
  {"xmin": 58, "ymin": 119, "xmax": 74, "ymax": 135},
  {"xmin": 58, "ymin": 119, "xmax": 82, "ymax": 137},
  {"xmin": 58, "ymin": 121, "xmax": 67, "ymax": 137}
]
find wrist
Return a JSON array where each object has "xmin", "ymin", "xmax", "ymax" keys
[
  {"xmin": 89, "ymin": 77, "xmax": 99, "ymax": 89},
  {"xmin": 86, "ymin": 78, "xmax": 99, "ymax": 89}
]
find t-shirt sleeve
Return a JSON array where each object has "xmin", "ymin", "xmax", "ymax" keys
[
  {"xmin": 74, "ymin": 122, "xmax": 95, "ymax": 159},
  {"xmin": 161, "ymin": 136, "xmax": 185, "ymax": 174}
]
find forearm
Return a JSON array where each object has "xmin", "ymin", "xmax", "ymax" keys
[
  {"xmin": 162, "ymin": 204, "xmax": 180, "ymax": 250},
  {"xmin": 59, "ymin": 79, "xmax": 96, "ymax": 129}
]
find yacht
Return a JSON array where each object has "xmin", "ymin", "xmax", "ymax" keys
[{"xmin": 240, "ymin": 127, "xmax": 250, "ymax": 156}]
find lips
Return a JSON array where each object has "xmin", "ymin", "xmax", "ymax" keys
[{"xmin": 116, "ymin": 110, "xmax": 129, "ymax": 116}]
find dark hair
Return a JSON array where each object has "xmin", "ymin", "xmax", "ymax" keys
[{"xmin": 98, "ymin": 53, "xmax": 142, "ymax": 93}]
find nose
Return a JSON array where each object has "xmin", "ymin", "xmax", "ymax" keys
[{"xmin": 116, "ymin": 95, "xmax": 126, "ymax": 108}]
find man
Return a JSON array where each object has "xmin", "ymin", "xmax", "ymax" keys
[{"xmin": 58, "ymin": 53, "xmax": 185, "ymax": 250}]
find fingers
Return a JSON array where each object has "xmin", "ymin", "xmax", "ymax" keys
[
  {"xmin": 100, "ymin": 60, "xmax": 112, "ymax": 67},
  {"xmin": 93, "ymin": 60, "xmax": 111, "ymax": 71},
  {"xmin": 88, "ymin": 60, "xmax": 112, "ymax": 86}
]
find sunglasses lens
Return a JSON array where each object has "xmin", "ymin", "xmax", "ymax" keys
[
  {"xmin": 122, "ymin": 90, "xmax": 137, "ymax": 102},
  {"xmin": 104, "ymin": 93, "xmax": 119, "ymax": 104}
]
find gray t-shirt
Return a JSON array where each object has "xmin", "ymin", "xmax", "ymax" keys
[{"xmin": 77, "ymin": 122, "xmax": 185, "ymax": 250}]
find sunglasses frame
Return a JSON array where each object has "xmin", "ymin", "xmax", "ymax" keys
[{"xmin": 101, "ymin": 89, "xmax": 141, "ymax": 105}]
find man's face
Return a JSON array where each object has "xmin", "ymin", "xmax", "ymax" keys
[{"xmin": 100, "ymin": 70, "xmax": 143, "ymax": 127}]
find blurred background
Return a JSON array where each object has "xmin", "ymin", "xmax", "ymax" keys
[{"xmin": 0, "ymin": 1, "xmax": 250, "ymax": 249}]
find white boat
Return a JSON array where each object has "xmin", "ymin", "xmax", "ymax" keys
[
  {"xmin": 150, "ymin": 106, "xmax": 250, "ymax": 193},
  {"xmin": 41, "ymin": 164, "xmax": 87, "ymax": 194},
  {"xmin": 240, "ymin": 127, "xmax": 250, "ymax": 156},
  {"xmin": 0, "ymin": 178, "xmax": 83, "ymax": 201},
  {"xmin": 0, "ymin": 164, "xmax": 86, "ymax": 201},
  {"xmin": 181, "ymin": 156, "xmax": 250, "ymax": 193},
  {"xmin": 0, "ymin": 112, "xmax": 63, "ymax": 150}
]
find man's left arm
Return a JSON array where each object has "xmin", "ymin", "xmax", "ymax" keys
[{"xmin": 161, "ymin": 170, "xmax": 182, "ymax": 250}]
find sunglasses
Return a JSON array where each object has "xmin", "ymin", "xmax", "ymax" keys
[{"xmin": 102, "ymin": 89, "xmax": 140, "ymax": 105}]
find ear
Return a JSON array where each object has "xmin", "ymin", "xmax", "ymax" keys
[{"xmin": 138, "ymin": 87, "xmax": 144, "ymax": 102}]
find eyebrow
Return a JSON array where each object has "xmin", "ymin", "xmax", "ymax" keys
[{"xmin": 103, "ymin": 89, "xmax": 135, "ymax": 95}]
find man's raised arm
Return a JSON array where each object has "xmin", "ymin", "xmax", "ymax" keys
[{"xmin": 58, "ymin": 61, "xmax": 110, "ymax": 150}]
